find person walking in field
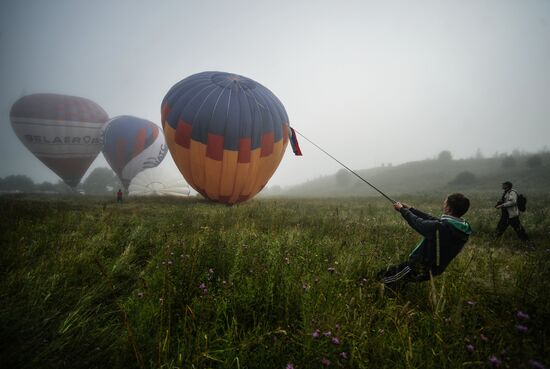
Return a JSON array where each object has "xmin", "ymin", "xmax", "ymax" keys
[
  {"xmin": 117, "ymin": 188, "xmax": 123, "ymax": 203},
  {"xmin": 495, "ymin": 181, "xmax": 528, "ymax": 241},
  {"xmin": 377, "ymin": 193, "xmax": 472, "ymax": 285}
]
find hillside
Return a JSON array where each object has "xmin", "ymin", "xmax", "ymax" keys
[{"xmin": 276, "ymin": 153, "xmax": 550, "ymax": 198}]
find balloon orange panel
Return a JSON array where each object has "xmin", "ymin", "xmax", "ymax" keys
[{"xmin": 161, "ymin": 71, "xmax": 289, "ymax": 204}]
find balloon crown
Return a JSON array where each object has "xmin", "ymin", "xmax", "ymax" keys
[{"xmin": 211, "ymin": 72, "xmax": 257, "ymax": 90}]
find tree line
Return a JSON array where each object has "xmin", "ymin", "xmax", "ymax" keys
[{"xmin": 0, "ymin": 167, "xmax": 121, "ymax": 194}]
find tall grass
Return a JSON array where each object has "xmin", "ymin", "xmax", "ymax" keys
[{"xmin": 0, "ymin": 194, "xmax": 548, "ymax": 368}]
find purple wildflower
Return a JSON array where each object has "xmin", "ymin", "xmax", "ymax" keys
[
  {"xmin": 331, "ymin": 336, "xmax": 341, "ymax": 345},
  {"xmin": 208, "ymin": 268, "xmax": 214, "ymax": 274},
  {"xmin": 199, "ymin": 283, "xmax": 206, "ymax": 290},
  {"xmin": 339, "ymin": 352, "xmax": 348, "ymax": 360},
  {"xmin": 488, "ymin": 356, "xmax": 502, "ymax": 367},
  {"xmin": 529, "ymin": 360, "xmax": 547, "ymax": 369},
  {"xmin": 321, "ymin": 357, "xmax": 331, "ymax": 366},
  {"xmin": 515, "ymin": 324, "xmax": 529, "ymax": 333},
  {"xmin": 480, "ymin": 334, "xmax": 489, "ymax": 342},
  {"xmin": 466, "ymin": 344, "xmax": 475, "ymax": 353},
  {"xmin": 517, "ymin": 311, "xmax": 530, "ymax": 320},
  {"xmin": 312, "ymin": 329, "xmax": 320, "ymax": 339},
  {"xmin": 323, "ymin": 331, "xmax": 332, "ymax": 338},
  {"xmin": 286, "ymin": 363, "xmax": 294, "ymax": 369}
]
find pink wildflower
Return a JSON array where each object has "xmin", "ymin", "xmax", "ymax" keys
[
  {"xmin": 517, "ymin": 311, "xmax": 530, "ymax": 320},
  {"xmin": 529, "ymin": 360, "xmax": 547, "ymax": 369},
  {"xmin": 515, "ymin": 324, "xmax": 528, "ymax": 333},
  {"xmin": 488, "ymin": 356, "xmax": 502, "ymax": 367}
]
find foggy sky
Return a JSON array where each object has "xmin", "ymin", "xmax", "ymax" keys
[{"xmin": 1, "ymin": 0, "xmax": 549, "ymax": 188}]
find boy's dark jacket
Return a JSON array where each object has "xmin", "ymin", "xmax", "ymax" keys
[{"xmin": 399, "ymin": 207, "xmax": 472, "ymax": 277}]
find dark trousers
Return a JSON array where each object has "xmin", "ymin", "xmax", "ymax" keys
[
  {"xmin": 496, "ymin": 211, "xmax": 528, "ymax": 240},
  {"xmin": 377, "ymin": 261, "xmax": 431, "ymax": 285}
]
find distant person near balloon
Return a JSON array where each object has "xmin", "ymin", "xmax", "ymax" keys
[{"xmin": 117, "ymin": 188, "xmax": 123, "ymax": 203}]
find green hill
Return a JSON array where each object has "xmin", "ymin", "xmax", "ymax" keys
[{"xmin": 276, "ymin": 152, "xmax": 550, "ymax": 198}]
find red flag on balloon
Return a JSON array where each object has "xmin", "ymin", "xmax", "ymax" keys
[{"xmin": 288, "ymin": 126, "xmax": 302, "ymax": 156}]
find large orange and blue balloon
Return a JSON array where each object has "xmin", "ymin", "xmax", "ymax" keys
[
  {"xmin": 161, "ymin": 71, "xmax": 289, "ymax": 204},
  {"xmin": 101, "ymin": 116, "xmax": 168, "ymax": 190},
  {"xmin": 10, "ymin": 93, "xmax": 109, "ymax": 188}
]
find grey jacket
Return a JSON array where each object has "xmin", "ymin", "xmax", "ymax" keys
[{"xmin": 501, "ymin": 189, "xmax": 520, "ymax": 218}]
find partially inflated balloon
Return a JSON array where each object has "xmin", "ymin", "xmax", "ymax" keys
[
  {"xmin": 129, "ymin": 166, "xmax": 191, "ymax": 197},
  {"xmin": 101, "ymin": 116, "xmax": 168, "ymax": 189},
  {"xmin": 10, "ymin": 93, "xmax": 109, "ymax": 188},
  {"xmin": 161, "ymin": 71, "xmax": 289, "ymax": 204}
]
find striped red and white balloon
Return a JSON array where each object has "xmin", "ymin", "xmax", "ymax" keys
[{"xmin": 10, "ymin": 93, "xmax": 109, "ymax": 188}]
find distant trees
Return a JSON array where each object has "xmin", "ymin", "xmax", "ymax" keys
[
  {"xmin": 501, "ymin": 156, "xmax": 517, "ymax": 168},
  {"xmin": 0, "ymin": 175, "xmax": 35, "ymax": 192},
  {"xmin": 438, "ymin": 150, "xmax": 453, "ymax": 161},
  {"xmin": 526, "ymin": 155, "xmax": 543, "ymax": 168},
  {"xmin": 449, "ymin": 171, "xmax": 476, "ymax": 186},
  {"xmin": 36, "ymin": 181, "xmax": 57, "ymax": 192},
  {"xmin": 475, "ymin": 148, "xmax": 484, "ymax": 160},
  {"xmin": 335, "ymin": 168, "xmax": 352, "ymax": 186},
  {"xmin": 82, "ymin": 167, "xmax": 120, "ymax": 195}
]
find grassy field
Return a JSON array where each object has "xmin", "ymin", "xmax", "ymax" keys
[{"xmin": 0, "ymin": 194, "xmax": 549, "ymax": 369}]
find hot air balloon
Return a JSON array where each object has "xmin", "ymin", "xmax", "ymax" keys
[
  {"xmin": 128, "ymin": 166, "xmax": 191, "ymax": 197},
  {"xmin": 161, "ymin": 71, "xmax": 289, "ymax": 204},
  {"xmin": 10, "ymin": 93, "xmax": 109, "ymax": 188},
  {"xmin": 101, "ymin": 115, "xmax": 168, "ymax": 190}
]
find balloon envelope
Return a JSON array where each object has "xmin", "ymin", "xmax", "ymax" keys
[
  {"xmin": 101, "ymin": 116, "xmax": 168, "ymax": 189},
  {"xmin": 161, "ymin": 71, "xmax": 289, "ymax": 204},
  {"xmin": 10, "ymin": 93, "xmax": 109, "ymax": 188},
  {"xmin": 129, "ymin": 166, "xmax": 191, "ymax": 197}
]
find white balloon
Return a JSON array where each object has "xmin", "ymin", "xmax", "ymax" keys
[{"xmin": 129, "ymin": 166, "xmax": 190, "ymax": 197}]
